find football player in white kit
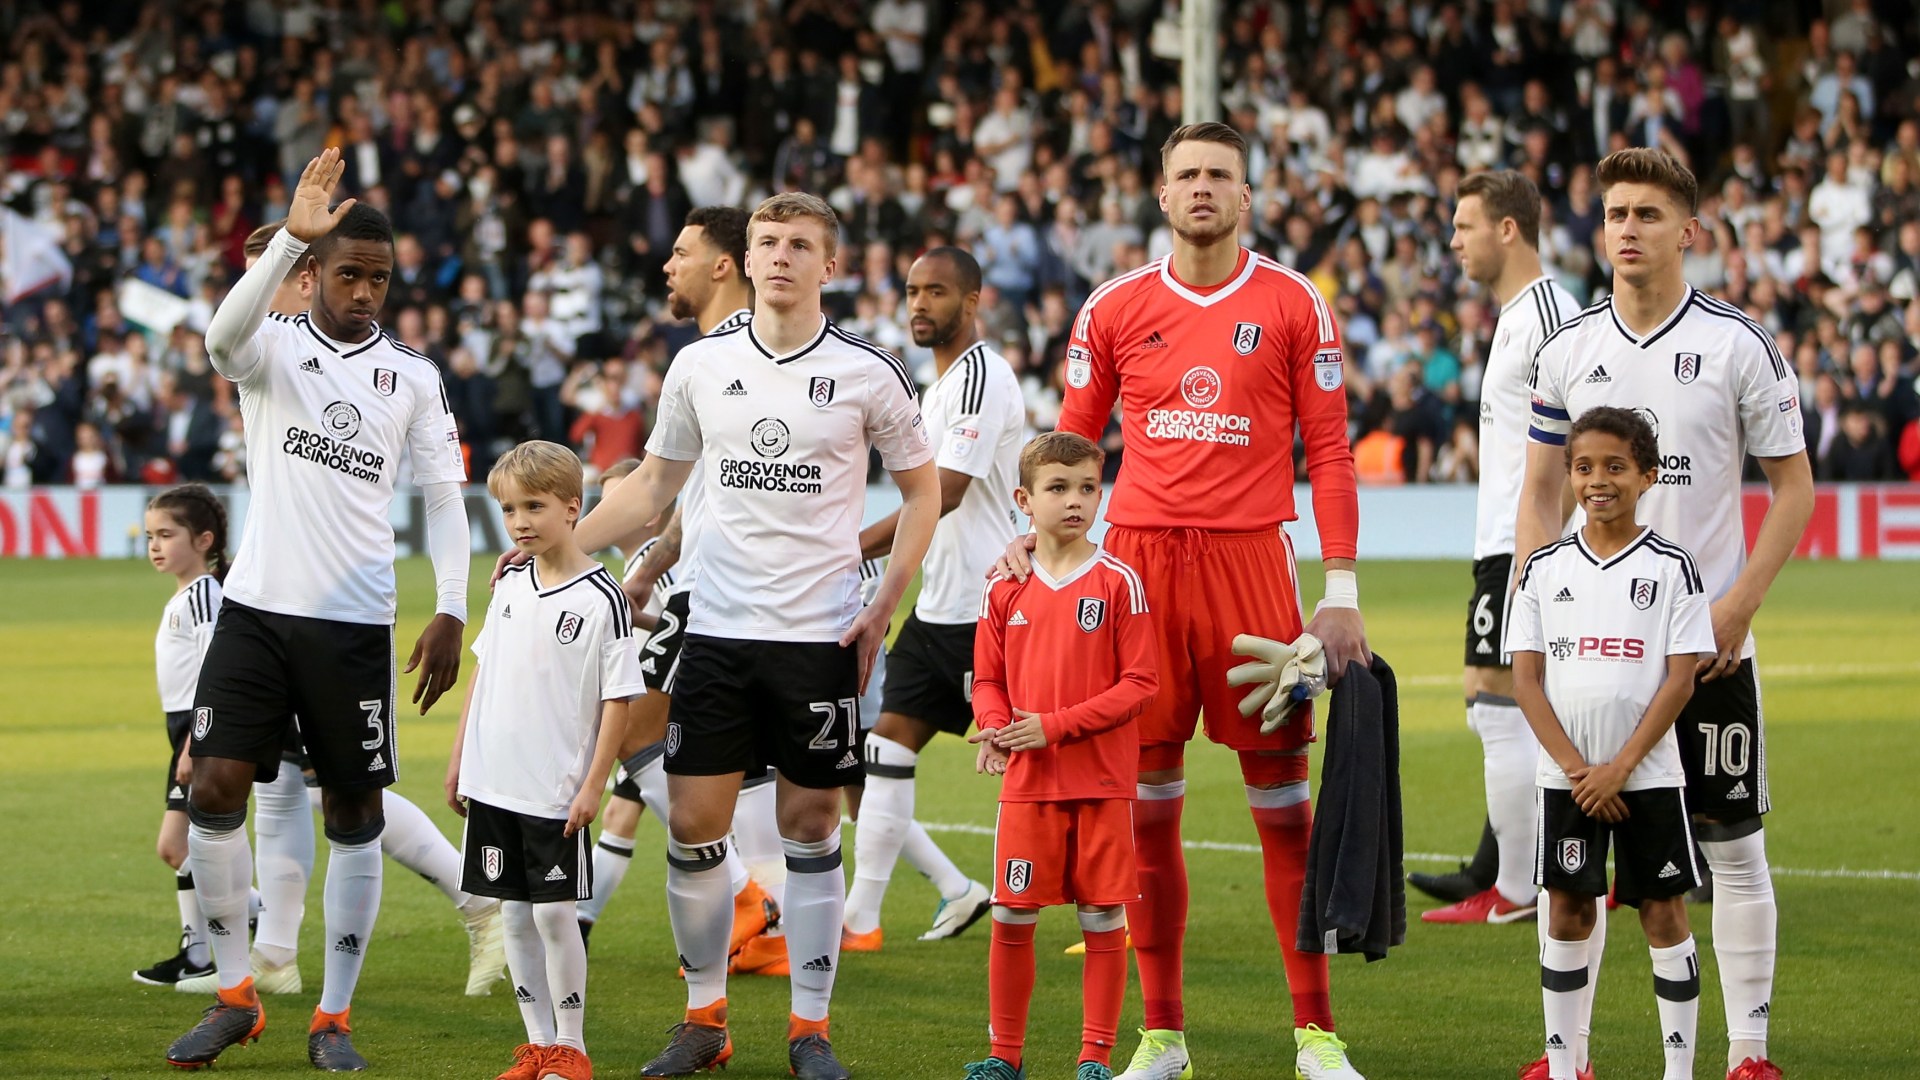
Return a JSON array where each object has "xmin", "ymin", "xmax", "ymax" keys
[
  {"xmin": 167, "ymin": 151, "xmax": 473, "ymax": 1072},
  {"xmin": 1518, "ymin": 148, "xmax": 1812, "ymax": 1080}
]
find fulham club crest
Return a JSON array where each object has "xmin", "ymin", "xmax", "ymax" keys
[
  {"xmin": 373, "ymin": 368, "xmax": 397, "ymax": 396},
  {"xmin": 1558, "ymin": 838, "xmax": 1586, "ymax": 873},
  {"xmin": 555, "ymin": 611, "xmax": 584, "ymax": 644},
  {"xmin": 1076, "ymin": 597, "xmax": 1106, "ymax": 632},
  {"xmin": 1233, "ymin": 322, "xmax": 1263, "ymax": 355},
  {"xmin": 193, "ymin": 707, "xmax": 213, "ymax": 740},
  {"xmin": 810, "ymin": 376, "xmax": 836, "ymax": 408},
  {"xmin": 1630, "ymin": 577, "xmax": 1658, "ymax": 610},
  {"xmin": 1674, "ymin": 352, "xmax": 1701, "ymax": 385},
  {"xmin": 1004, "ymin": 858, "xmax": 1033, "ymax": 894},
  {"xmin": 482, "ymin": 846, "xmax": 504, "ymax": 882}
]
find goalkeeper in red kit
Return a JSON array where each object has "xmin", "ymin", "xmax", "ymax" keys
[{"xmin": 1000, "ymin": 122, "xmax": 1370, "ymax": 1080}]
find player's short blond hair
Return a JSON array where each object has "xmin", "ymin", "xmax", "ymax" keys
[
  {"xmin": 749, "ymin": 192, "xmax": 840, "ymax": 262},
  {"xmin": 1596, "ymin": 147, "xmax": 1699, "ymax": 217},
  {"xmin": 488, "ymin": 440, "xmax": 584, "ymax": 504},
  {"xmin": 1018, "ymin": 431, "xmax": 1105, "ymax": 489},
  {"xmin": 599, "ymin": 457, "xmax": 643, "ymax": 483}
]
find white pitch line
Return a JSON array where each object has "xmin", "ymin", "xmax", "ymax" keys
[
  {"xmin": 1396, "ymin": 660, "xmax": 1920, "ymax": 689},
  {"xmin": 910, "ymin": 821, "xmax": 1920, "ymax": 882}
]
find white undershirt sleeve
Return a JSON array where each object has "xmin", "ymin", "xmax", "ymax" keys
[
  {"xmin": 206, "ymin": 229, "xmax": 307, "ymax": 382},
  {"xmin": 422, "ymin": 480, "xmax": 470, "ymax": 622}
]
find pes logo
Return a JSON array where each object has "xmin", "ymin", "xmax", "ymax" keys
[{"xmin": 1578, "ymin": 636, "xmax": 1646, "ymax": 659}]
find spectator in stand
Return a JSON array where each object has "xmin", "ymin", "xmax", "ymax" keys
[
  {"xmin": 1821, "ymin": 401, "xmax": 1897, "ymax": 480},
  {"xmin": 564, "ymin": 359, "xmax": 646, "ymax": 482}
]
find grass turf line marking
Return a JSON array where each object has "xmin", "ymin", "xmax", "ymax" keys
[{"xmin": 907, "ymin": 820, "xmax": 1920, "ymax": 882}]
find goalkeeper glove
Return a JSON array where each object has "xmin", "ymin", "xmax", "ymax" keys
[{"xmin": 1226, "ymin": 632, "xmax": 1328, "ymax": 734}]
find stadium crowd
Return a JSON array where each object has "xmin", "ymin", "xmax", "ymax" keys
[{"xmin": 2, "ymin": 0, "xmax": 1919, "ymax": 491}]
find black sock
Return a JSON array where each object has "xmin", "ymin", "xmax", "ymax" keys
[{"xmin": 1465, "ymin": 817, "xmax": 1499, "ymax": 889}]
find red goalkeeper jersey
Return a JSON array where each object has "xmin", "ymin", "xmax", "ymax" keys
[
  {"xmin": 972, "ymin": 547, "xmax": 1159, "ymax": 802},
  {"xmin": 1056, "ymin": 249, "xmax": 1359, "ymax": 558}
]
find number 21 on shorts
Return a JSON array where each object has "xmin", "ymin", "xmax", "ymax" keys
[{"xmin": 807, "ymin": 698, "xmax": 859, "ymax": 750}]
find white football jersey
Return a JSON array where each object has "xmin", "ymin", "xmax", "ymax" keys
[
  {"xmin": 1528, "ymin": 287, "xmax": 1804, "ymax": 655},
  {"xmin": 156, "ymin": 574, "xmax": 222, "ymax": 711},
  {"xmin": 1478, "ymin": 276, "xmax": 1583, "ymax": 559},
  {"xmin": 461, "ymin": 562, "xmax": 647, "ymax": 818},
  {"xmin": 220, "ymin": 312, "xmax": 467, "ymax": 624},
  {"xmin": 917, "ymin": 341, "xmax": 1025, "ymax": 624},
  {"xmin": 663, "ymin": 307, "xmax": 753, "ymax": 599},
  {"xmin": 646, "ymin": 316, "xmax": 933, "ymax": 641},
  {"xmin": 1508, "ymin": 528, "xmax": 1716, "ymax": 790}
]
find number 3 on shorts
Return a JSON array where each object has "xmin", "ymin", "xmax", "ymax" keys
[
  {"xmin": 807, "ymin": 698, "xmax": 858, "ymax": 750},
  {"xmin": 360, "ymin": 699, "xmax": 386, "ymax": 750}
]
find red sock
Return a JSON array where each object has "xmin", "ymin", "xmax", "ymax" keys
[
  {"xmin": 1251, "ymin": 796, "xmax": 1332, "ymax": 1031},
  {"xmin": 1128, "ymin": 789, "xmax": 1187, "ymax": 1032},
  {"xmin": 1080, "ymin": 927, "xmax": 1128, "ymax": 1065},
  {"xmin": 988, "ymin": 917, "xmax": 1035, "ymax": 1066}
]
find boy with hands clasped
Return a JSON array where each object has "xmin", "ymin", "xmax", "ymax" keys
[
  {"xmin": 966, "ymin": 432, "xmax": 1159, "ymax": 1080},
  {"xmin": 1508, "ymin": 408, "xmax": 1718, "ymax": 1080},
  {"xmin": 447, "ymin": 441, "xmax": 646, "ymax": 1080}
]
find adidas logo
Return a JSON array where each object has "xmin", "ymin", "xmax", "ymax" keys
[
  {"xmin": 1749, "ymin": 1002, "xmax": 1769, "ymax": 1019},
  {"xmin": 722, "ymin": 379, "xmax": 747, "ymax": 396},
  {"xmin": 678, "ymin": 953, "xmax": 698, "ymax": 973},
  {"xmin": 544, "ymin": 865, "xmax": 568, "ymax": 882},
  {"xmin": 334, "ymin": 934, "xmax": 361, "ymax": 955},
  {"xmin": 1554, "ymin": 587, "xmax": 1575, "ymax": 602},
  {"xmin": 557, "ymin": 992, "xmax": 583, "ymax": 1010},
  {"xmin": 515, "ymin": 985, "xmax": 535, "ymax": 1003},
  {"xmin": 837, "ymin": 751, "xmax": 859, "ymax": 769},
  {"xmin": 169, "ymin": 785, "xmax": 185, "ymax": 799},
  {"xmin": 1585, "ymin": 365, "xmax": 1612, "ymax": 384},
  {"xmin": 1545, "ymin": 1035, "xmax": 1566, "ymax": 1050},
  {"xmin": 503, "ymin": 604, "xmax": 512, "ymax": 618},
  {"xmin": 1658, "ymin": 861, "xmax": 1681, "ymax": 879},
  {"xmin": 1142, "ymin": 331, "xmax": 1167, "ymax": 348},
  {"xmin": 208, "ymin": 919, "xmax": 229, "ymax": 936},
  {"xmin": 1727, "ymin": 780, "xmax": 1750, "ymax": 799},
  {"xmin": 1665, "ymin": 1032, "xmax": 1688, "ymax": 1049},
  {"xmin": 801, "ymin": 954, "xmax": 833, "ymax": 972},
  {"xmin": 368, "ymin": 752, "xmax": 387, "ymax": 772},
  {"xmin": 1008, "ymin": 610, "xmax": 1028, "ymax": 626},
  {"xmin": 300, "ymin": 356, "xmax": 325, "ymax": 375},
  {"xmin": 1475, "ymin": 639, "xmax": 1494, "ymax": 655}
]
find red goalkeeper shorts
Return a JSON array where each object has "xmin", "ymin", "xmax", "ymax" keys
[
  {"xmin": 1104, "ymin": 525, "xmax": 1314, "ymax": 760},
  {"xmin": 990, "ymin": 799, "xmax": 1139, "ymax": 909}
]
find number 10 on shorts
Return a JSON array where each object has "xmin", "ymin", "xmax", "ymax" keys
[{"xmin": 808, "ymin": 698, "xmax": 859, "ymax": 750}]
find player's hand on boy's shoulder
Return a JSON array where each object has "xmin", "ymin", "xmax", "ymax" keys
[
  {"xmin": 994, "ymin": 709, "xmax": 1048, "ymax": 751},
  {"xmin": 968, "ymin": 726, "xmax": 1010, "ymax": 775},
  {"xmin": 286, "ymin": 147, "xmax": 357, "ymax": 244},
  {"xmin": 407, "ymin": 612, "xmax": 465, "ymax": 713},
  {"xmin": 991, "ymin": 534, "xmax": 1038, "ymax": 582},
  {"xmin": 491, "ymin": 547, "xmax": 531, "ymax": 589}
]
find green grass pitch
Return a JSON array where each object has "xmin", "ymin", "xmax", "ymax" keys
[{"xmin": 1, "ymin": 555, "xmax": 1915, "ymax": 1079}]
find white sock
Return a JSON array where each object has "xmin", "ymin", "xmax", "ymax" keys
[
  {"xmin": 727, "ymin": 841, "xmax": 750, "ymax": 896},
  {"xmin": 176, "ymin": 870, "xmax": 210, "ymax": 967},
  {"xmin": 318, "ymin": 837, "xmax": 382, "ymax": 1014},
  {"xmin": 1537, "ymin": 895, "xmax": 1605, "ymax": 1069},
  {"xmin": 783, "ymin": 828, "xmax": 845, "ymax": 1022},
  {"xmin": 534, "ymin": 900, "xmax": 589, "ymax": 1051},
  {"xmin": 666, "ymin": 835, "xmax": 733, "ymax": 1009},
  {"xmin": 251, "ymin": 768, "xmax": 313, "ymax": 963},
  {"xmin": 578, "ymin": 832, "xmax": 634, "ymax": 925},
  {"xmin": 734, "ymin": 774, "xmax": 786, "ymax": 908},
  {"xmin": 188, "ymin": 819, "xmax": 255, "ymax": 989},
  {"xmin": 1701, "ymin": 828, "xmax": 1775, "ymax": 1068},
  {"xmin": 1541, "ymin": 933, "xmax": 1593, "ymax": 1080},
  {"xmin": 1471, "ymin": 698, "xmax": 1539, "ymax": 905},
  {"xmin": 1651, "ymin": 936, "xmax": 1701, "ymax": 1080},
  {"xmin": 902, "ymin": 820, "xmax": 971, "ymax": 901},
  {"xmin": 635, "ymin": 752, "xmax": 671, "ymax": 823},
  {"xmin": 380, "ymin": 789, "xmax": 472, "ymax": 910},
  {"xmin": 846, "ymin": 735, "xmax": 916, "ymax": 934},
  {"xmin": 502, "ymin": 900, "xmax": 556, "ymax": 1045}
]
